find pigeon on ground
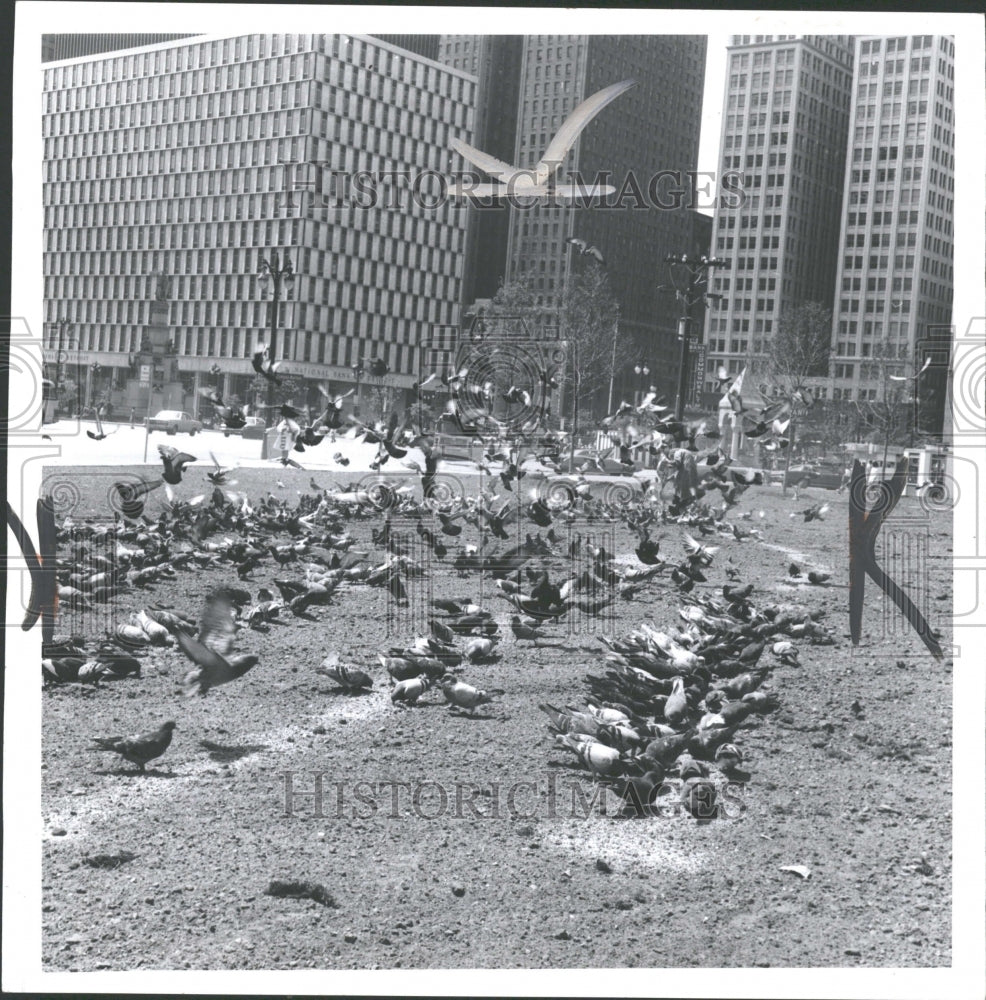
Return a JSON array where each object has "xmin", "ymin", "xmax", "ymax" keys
[{"xmin": 91, "ymin": 721, "xmax": 177, "ymax": 773}]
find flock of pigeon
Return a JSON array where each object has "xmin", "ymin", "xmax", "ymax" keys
[{"xmin": 44, "ymin": 381, "xmax": 837, "ymax": 816}]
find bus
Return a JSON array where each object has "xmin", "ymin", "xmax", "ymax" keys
[{"xmin": 41, "ymin": 378, "xmax": 58, "ymax": 424}]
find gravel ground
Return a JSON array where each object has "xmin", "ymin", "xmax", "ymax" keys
[{"xmin": 40, "ymin": 464, "xmax": 952, "ymax": 970}]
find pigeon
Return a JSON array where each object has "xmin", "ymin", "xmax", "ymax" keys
[
  {"xmin": 252, "ymin": 345, "xmax": 281, "ymax": 383},
  {"xmin": 448, "ymin": 79, "xmax": 636, "ymax": 200},
  {"xmin": 565, "ymin": 237, "xmax": 605, "ymax": 265},
  {"xmin": 175, "ymin": 591, "xmax": 260, "ymax": 696},
  {"xmin": 157, "ymin": 444, "xmax": 197, "ymax": 485},
  {"xmin": 440, "ymin": 675, "xmax": 502, "ymax": 714},
  {"xmin": 888, "ymin": 357, "xmax": 931, "ymax": 381},
  {"xmin": 316, "ymin": 653, "xmax": 373, "ymax": 693},
  {"xmin": 86, "ymin": 408, "xmax": 117, "ymax": 441},
  {"xmin": 797, "ymin": 502, "xmax": 830, "ymax": 523},
  {"xmin": 92, "ymin": 721, "xmax": 177, "ymax": 774},
  {"xmin": 391, "ymin": 675, "xmax": 431, "ymax": 705},
  {"xmin": 807, "ymin": 570, "xmax": 830, "ymax": 585},
  {"xmin": 206, "ymin": 452, "xmax": 236, "ymax": 485}
]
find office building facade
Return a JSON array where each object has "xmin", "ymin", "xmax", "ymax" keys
[
  {"xmin": 703, "ymin": 34, "xmax": 854, "ymax": 394},
  {"xmin": 830, "ymin": 34, "xmax": 954, "ymax": 402},
  {"xmin": 501, "ymin": 35, "xmax": 708, "ymax": 405},
  {"xmin": 42, "ymin": 33, "xmax": 476, "ymax": 413},
  {"xmin": 437, "ymin": 35, "xmax": 524, "ymax": 306},
  {"xmin": 42, "ymin": 34, "xmax": 201, "ymax": 63}
]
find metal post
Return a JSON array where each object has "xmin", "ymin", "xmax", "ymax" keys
[
  {"xmin": 54, "ymin": 319, "xmax": 67, "ymax": 397},
  {"xmin": 143, "ymin": 369, "xmax": 152, "ymax": 463},
  {"xmin": 261, "ymin": 252, "xmax": 280, "ymax": 461},
  {"xmin": 673, "ymin": 316, "xmax": 690, "ymax": 421},
  {"xmin": 606, "ymin": 316, "xmax": 618, "ymax": 415}
]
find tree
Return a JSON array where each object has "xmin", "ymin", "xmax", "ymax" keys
[
  {"xmin": 487, "ymin": 266, "xmax": 626, "ymax": 465},
  {"xmin": 559, "ymin": 260, "xmax": 625, "ymax": 428},
  {"xmin": 759, "ymin": 302, "xmax": 834, "ymax": 490},
  {"xmin": 855, "ymin": 340, "xmax": 915, "ymax": 478}
]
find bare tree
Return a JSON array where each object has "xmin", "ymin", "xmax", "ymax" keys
[
  {"xmin": 854, "ymin": 340, "xmax": 914, "ymax": 478},
  {"xmin": 486, "ymin": 268, "xmax": 626, "ymax": 463},
  {"xmin": 759, "ymin": 302, "xmax": 834, "ymax": 490}
]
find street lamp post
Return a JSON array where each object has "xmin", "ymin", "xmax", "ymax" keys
[
  {"xmin": 88, "ymin": 363, "xmax": 102, "ymax": 412},
  {"xmin": 257, "ymin": 249, "xmax": 295, "ymax": 459},
  {"xmin": 662, "ymin": 254, "xmax": 726, "ymax": 420},
  {"xmin": 53, "ymin": 318, "xmax": 70, "ymax": 396},
  {"xmin": 606, "ymin": 310, "xmax": 620, "ymax": 415},
  {"xmin": 352, "ymin": 362, "xmax": 364, "ymax": 417}
]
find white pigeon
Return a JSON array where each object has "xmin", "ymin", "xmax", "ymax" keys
[{"xmin": 448, "ymin": 80, "xmax": 636, "ymax": 200}]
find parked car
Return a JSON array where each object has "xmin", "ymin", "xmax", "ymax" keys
[
  {"xmin": 784, "ymin": 461, "xmax": 844, "ymax": 490},
  {"xmin": 223, "ymin": 416, "xmax": 266, "ymax": 439},
  {"xmin": 147, "ymin": 410, "xmax": 202, "ymax": 435}
]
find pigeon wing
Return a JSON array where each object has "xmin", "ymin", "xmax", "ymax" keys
[
  {"xmin": 198, "ymin": 592, "xmax": 237, "ymax": 656},
  {"xmin": 449, "ymin": 137, "xmax": 517, "ymax": 181},
  {"xmin": 536, "ymin": 79, "xmax": 636, "ymax": 184},
  {"xmin": 175, "ymin": 628, "xmax": 230, "ymax": 674}
]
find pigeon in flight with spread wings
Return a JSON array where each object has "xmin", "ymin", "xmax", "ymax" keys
[
  {"xmin": 565, "ymin": 237, "xmax": 606, "ymax": 266},
  {"xmin": 888, "ymin": 357, "xmax": 932, "ymax": 381},
  {"xmin": 448, "ymin": 79, "xmax": 636, "ymax": 200},
  {"xmin": 174, "ymin": 590, "xmax": 260, "ymax": 697}
]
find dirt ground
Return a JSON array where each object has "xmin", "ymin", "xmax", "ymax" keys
[{"xmin": 40, "ymin": 465, "xmax": 952, "ymax": 970}]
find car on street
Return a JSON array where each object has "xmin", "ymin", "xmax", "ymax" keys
[
  {"xmin": 784, "ymin": 460, "xmax": 845, "ymax": 490},
  {"xmin": 146, "ymin": 410, "xmax": 202, "ymax": 435},
  {"xmin": 223, "ymin": 416, "xmax": 266, "ymax": 439}
]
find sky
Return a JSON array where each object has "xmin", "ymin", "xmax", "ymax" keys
[{"xmin": 696, "ymin": 34, "xmax": 729, "ymax": 215}]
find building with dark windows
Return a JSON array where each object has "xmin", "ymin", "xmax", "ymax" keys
[
  {"xmin": 830, "ymin": 34, "xmax": 954, "ymax": 404},
  {"xmin": 703, "ymin": 35, "xmax": 854, "ymax": 394},
  {"xmin": 437, "ymin": 35, "xmax": 524, "ymax": 305},
  {"xmin": 500, "ymin": 35, "xmax": 708, "ymax": 405},
  {"xmin": 42, "ymin": 34, "xmax": 201, "ymax": 63},
  {"xmin": 373, "ymin": 35, "xmax": 441, "ymax": 63},
  {"xmin": 42, "ymin": 33, "xmax": 476, "ymax": 413}
]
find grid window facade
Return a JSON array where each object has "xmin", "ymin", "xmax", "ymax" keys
[
  {"xmin": 42, "ymin": 33, "xmax": 476, "ymax": 392},
  {"xmin": 830, "ymin": 35, "xmax": 954, "ymax": 401}
]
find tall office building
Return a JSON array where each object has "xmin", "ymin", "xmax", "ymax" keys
[
  {"xmin": 500, "ymin": 35, "xmax": 708, "ymax": 404},
  {"xmin": 437, "ymin": 35, "xmax": 524, "ymax": 306},
  {"xmin": 830, "ymin": 34, "xmax": 954, "ymax": 403},
  {"xmin": 703, "ymin": 35, "xmax": 854, "ymax": 394},
  {"xmin": 42, "ymin": 33, "xmax": 476, "ymax": 411}
]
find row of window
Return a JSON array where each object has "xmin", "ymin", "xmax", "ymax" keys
[{"xmin": 45, "ymin": 34, "xmax": 472, "ymax": 100}]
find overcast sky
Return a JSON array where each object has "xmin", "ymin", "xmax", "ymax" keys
[{"xmin": 696, "ymin": 33, "xmax": 729, "ymax": 215}]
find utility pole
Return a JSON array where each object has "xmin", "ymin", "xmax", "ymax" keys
[{"xmin": 662, "ymin": 254, "xmax": 726, "ymax": 421}]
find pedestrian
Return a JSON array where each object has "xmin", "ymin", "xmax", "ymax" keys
[
  {"xmin": 276, "ymin": 413, "xmax": 303, "ymax": 469},
  {"xmin": 130, "ymin": 407, "xmax": 136, "ymax": 429}
]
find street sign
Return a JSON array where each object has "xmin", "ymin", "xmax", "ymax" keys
[
  {"xmin": 689, "ymin": 343, "xmax": 707, "ymax": 403},
  {"xmin": 139, "ymin": 364, "xmax": 151, "ymax": 384}
]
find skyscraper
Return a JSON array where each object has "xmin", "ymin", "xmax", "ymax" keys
[
  {"xmin": 41, "ymin": 34, "xmax": 476, "ymax": 412},
  {"xmin": 703, "ymin": 35, "xmax": 854, "ymax": 393},
  {"xmin": 830, "ymin": 34, "xmax": 954, "ymax": 404},
  {"xmin": 502, "ymin": 35, "xmax": 708, "ymax": 404},
  {"xmin": 437, "ymin": 36, "xmax": 524, "ymax": 305}
]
